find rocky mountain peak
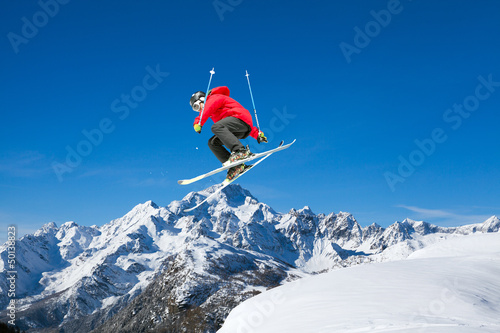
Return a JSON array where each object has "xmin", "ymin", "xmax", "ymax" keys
[
  {"xmin": 34, "ymin": 221, "xmax": 58, "ymax": 237},
  {"xmin": 481, "ymin": 215, "xmax": 500, "ymax": 232}
]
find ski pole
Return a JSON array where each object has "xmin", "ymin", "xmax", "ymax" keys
[
  {"xmin": 198, "ymin": 67, "xmax": 215, "ymax": 125},
  {"xmin": 245, "ymin": 70, "xmax": 261, "ymax": 131}
]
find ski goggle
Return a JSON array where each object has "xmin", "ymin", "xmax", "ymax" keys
[{"xmin": 192, "ymin": 98, "xmax": 204, "ymax": 112}]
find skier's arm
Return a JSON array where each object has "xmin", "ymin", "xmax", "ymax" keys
[
  {"xmin": 193, "ymin": 96, "xmax": 223, "ymax": 127},
  {"xmin": 250, "ymin": 127, "xmax": 268, "ymax": 143},
  {"xmin": 249, "ymin": 127, "xmax": 259, "ymax": 139}
]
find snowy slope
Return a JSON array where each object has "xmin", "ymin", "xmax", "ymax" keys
[{"xmin": 218, "ymin": 232, "xmax": 500, "ymax": 333}]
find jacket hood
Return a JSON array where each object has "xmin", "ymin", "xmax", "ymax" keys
[{"xmin": 207, "ymin": 86, "xmax": 230, "ymax": 99}]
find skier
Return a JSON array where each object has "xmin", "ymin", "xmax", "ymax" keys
[{"xmin": 190, "ymin": 86, "xmax": 268, "ymax": 180}]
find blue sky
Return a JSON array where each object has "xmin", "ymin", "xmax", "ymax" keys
[{"xmin": 1, "ymin": 0, "xmax": 499, "ymax": 241}]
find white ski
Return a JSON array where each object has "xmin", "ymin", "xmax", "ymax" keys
[
  {"xmin": 178, "ymin": 139, "xmax": 295, "ymax": 185},
  {"xmin": 183, "ymin": 141, "xmax": 285, "ymax": 212}
]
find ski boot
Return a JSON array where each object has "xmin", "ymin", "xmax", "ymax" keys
[
  {"xmin": 230, "ymin": 146, "xmax": 252, "ymax": 162},
  {"xmin": 222, "ymin": 146, "xmax": 252, "ymax": 167},
  {"xmin": 226, "ymin": 164, "xmax": 251, "ymax": 182}
]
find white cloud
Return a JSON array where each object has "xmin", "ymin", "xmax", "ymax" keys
[
  {"xmin": 397, "ymin": 205, "xmax": 492, "ymax": 227},
  {"xmin": 0, "ymin": 151, "xmax": 52, "ymax": 178}
]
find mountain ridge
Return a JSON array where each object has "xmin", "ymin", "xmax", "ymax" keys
[{"xmin": 0, "ymin": 184, "xmax": 498, "ymax": 332}]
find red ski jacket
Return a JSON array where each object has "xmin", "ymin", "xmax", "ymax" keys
[{"xmin": 193, "ymin": 86, "xmax": 259, "ymax": 139}]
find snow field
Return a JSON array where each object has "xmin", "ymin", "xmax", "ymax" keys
[{"xmin": 218, "ymin": 232, "xmax": 500, "ymax": 333}]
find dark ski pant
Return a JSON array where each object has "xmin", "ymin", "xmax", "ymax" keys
[{"xmin": 208, "ymin": 117, "xmax": 251, "ymax": 163}]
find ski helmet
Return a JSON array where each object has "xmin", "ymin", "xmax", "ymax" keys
[{"xmin": 190, "ymin": 91, "xmax": 205, "ymax": 108}]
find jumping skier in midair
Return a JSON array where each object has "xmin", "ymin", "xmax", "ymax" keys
[{"xmin": 190, "ymin": 86, "xmax": 268, "ymax": 181}]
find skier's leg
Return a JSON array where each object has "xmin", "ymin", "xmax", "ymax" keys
[
  {"xmin": 211, "ymin": 117, "xmax": 251, "ymax": 153},
  {"xmin": 208, "ymin": 135, "xmax": 231, "ymax": 164}
]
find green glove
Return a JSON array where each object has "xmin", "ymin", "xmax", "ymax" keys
[
  {"xmin": 257, "ymin": 131, "xmax": 268, "ymax": 143},
  {"xmin": 194, "ymin": 124, "xmax": 202, "ymax": 134}
]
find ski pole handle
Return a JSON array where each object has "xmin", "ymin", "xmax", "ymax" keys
[
  {"xmin": 245, "ymin": 70, "xmax": 261, "ymax": 131},
  {"xmin": 198, "ymin": 68, "xmax": 215, "ymax": 125}
]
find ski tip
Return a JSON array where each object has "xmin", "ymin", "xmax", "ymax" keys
[
  {"xmin": 183, "ymin": 204, "xmax": 199, "ymax": 212},
  {"xmin": 178, "ymin": 178, "xmax": 201, "ymax": 185}
]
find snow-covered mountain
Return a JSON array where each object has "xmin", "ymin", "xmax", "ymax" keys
[{"xmin": 0, "ymin": 184, "xmax": 498, "ymax": 332}]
